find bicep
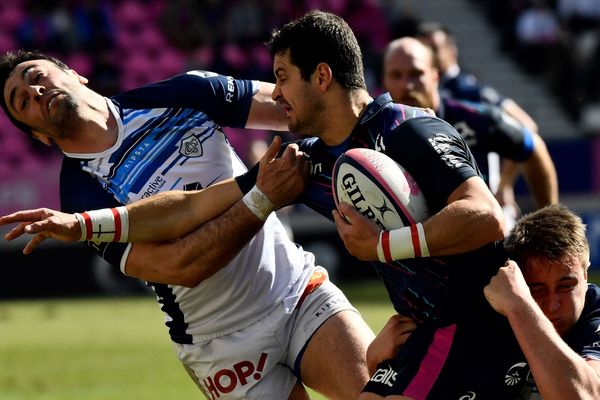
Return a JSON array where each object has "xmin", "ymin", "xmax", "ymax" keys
[{"xmin": 447, "ymin": 175, "xmax": 498, "ymax": 207}]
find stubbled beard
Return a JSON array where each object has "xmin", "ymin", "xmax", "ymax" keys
[
  {"xmin": 288, "ymin": 91, "xmax": 325, "ymax": 137},
  {"xmin": 48, "ymin": 94, "xmax": 79, "ymax": 138}
]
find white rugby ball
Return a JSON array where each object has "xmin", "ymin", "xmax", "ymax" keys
[{"xmin": 332, "ymin": 148, "xmax": 430, "ymax": 230}]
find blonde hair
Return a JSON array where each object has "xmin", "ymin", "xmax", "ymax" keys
[{"xmin": 504, "ymin": 204, "xmax": 590, "ymax": 271}]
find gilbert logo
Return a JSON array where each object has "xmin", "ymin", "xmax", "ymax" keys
[{"xmin": 370, "ymin": 365, "xmax": 397, "ymax": 388}]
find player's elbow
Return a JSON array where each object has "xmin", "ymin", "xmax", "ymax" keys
[
  {"xmin": 167, "ymin": 252, "xmax": 214, "ymax": 287},
  {"xmin": 476, "ymin": 197, "xmax": 506, "ymax": 240}
]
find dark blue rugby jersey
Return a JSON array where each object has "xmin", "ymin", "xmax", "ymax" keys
[
  {"xmin": 421, "ymin": 283, "xmax": 600, "ymax": 398},
  {"xmin": 440, "ymin": 70, "xmax": 506, "ymax": 107},
  {"xmin": 438, "ymin": 97, "xmax": 534, "ymax": 189},
  {"xmin": 290, "ymin": 93, "xmax": 488, "ymax": 323}
]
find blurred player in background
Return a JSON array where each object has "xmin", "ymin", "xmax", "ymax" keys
[
  {"xmin": 366, "ymin": 205, "xmax": 600, "ymax": 398},
  {"xmin": 0, "ymin": 50, "xmax": 374, "ymax": 400},
  {"xmin": 417, "ymin": 21, "xmax": 542, "ymax": 225},
  {"xmin": 382, "ymin": 37, "xmax": 558, "ymax": 227}
]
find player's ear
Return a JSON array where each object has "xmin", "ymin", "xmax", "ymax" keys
[
  {"xmin": 313, "ymin": 62, "xmax": 333, "ymax": 92},
  {"xmin": 69, "ymin": 69, "xmax": 88, "ymax": 85},
  {"xmin": 31, "ymin": 129, "xmax": 52, "ymax": 146}
]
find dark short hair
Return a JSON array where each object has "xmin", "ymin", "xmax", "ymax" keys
[
  {"xmin": 504, "ymin": 204, "xmax": 590, "ymax": 270},
  {"xmin": 0, "ymin": 50, "xmax": 69, "ymax": 134},
  {"xmin": 416, "ymin": 21, "xmax": 456, "ymax": 48},
  {"xmin": 267, "ymin": 10, "xmax": 366, "ymax": 90}
]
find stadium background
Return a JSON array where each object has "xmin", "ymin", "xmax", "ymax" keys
[{"xmin": 0, "ymin": 0, "xmax": 600, "ymax": 298}]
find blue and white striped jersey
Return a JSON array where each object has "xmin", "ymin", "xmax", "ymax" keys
[{"xmin": 60, "ymin": 71, "xmax": 313, "ymax": 343}]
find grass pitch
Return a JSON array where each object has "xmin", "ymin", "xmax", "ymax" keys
[{"xmin": 0, "ymin": 280, "xmax": 393, "ymax": 400}]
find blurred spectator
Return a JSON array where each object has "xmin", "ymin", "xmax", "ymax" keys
[
  {"xmin": 514, "ymin": 0, "xmax": 562, "ymax": 74},
  {"xmin": 72, "ymin": 0, "xmax": 115, "ymax": 52}
]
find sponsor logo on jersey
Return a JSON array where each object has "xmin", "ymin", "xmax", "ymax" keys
[
  {"xmin": 428, "ymin": 133, "xmax": 464, "ymax": 169},
  {"xmin": 180, "ymin": 134, "xmax": 204, "ymax": 158},
  {"xmin": 505, "ymin": 362, "xmax": 528, "ymax": 386},
  {"xmin": 370, "ymin": 365, "xmax": 397, "ymax": 387},
  {"xmin": 201, "ymin": 353, "xmax": 268, "ymax": 399},
  {"xmin": 225, "ymin": 76, "xmax": 235, "ymax": 103},
  {"xmin": 458, "ymin": 391, "xmax": 477, "ymax": 400},
  {"xmin": 141, "ymin": 176, "xmax": 166, "ymax": 199}
]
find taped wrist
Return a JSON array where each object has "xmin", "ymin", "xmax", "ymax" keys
[
  {"xmin": 377, "ymin": 223, "xmax": 429, "ymax": 262},
  {"xmin": 74, "ymin": 206, "xmax": 130, "ymax": 242},
  {"xmin": 242, "ymin": 185, "xmax": 275, "ymax": 221},
  {"xmin": 235, "ymin": 163, "xmax": 259, "ymax": 194}
]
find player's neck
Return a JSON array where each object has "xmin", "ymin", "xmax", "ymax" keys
[
  {"xmin": 320, "ymin": 89, "xmax": 372, "ymax": 146},
  {"xmin": 57, "ymin": 97, "xmax": 118, "ymax": 154}
]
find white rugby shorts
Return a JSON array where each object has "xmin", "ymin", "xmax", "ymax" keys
[{"xmin": 173, "ymin": 266, "xmax": 358, "ymax": 399}]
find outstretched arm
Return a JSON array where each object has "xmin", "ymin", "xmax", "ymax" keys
[
  {"xmin": 485, "ymin": 261, "xmax": 600, "ymax": 399},
  {"xmin": 1, "ymin": 137, "xmax": 306, "ymax": 252},
  {"xmin": 124, "ymin": 138, "xmax": 308, "ymax": 285}
]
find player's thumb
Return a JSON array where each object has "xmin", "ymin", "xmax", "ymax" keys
[{"xmin": 260, "ymin": 135, "xmax": 282, "ymax": 165}]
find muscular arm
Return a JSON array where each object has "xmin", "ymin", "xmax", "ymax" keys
[
  {"xmin": 333, "ymin": 175, "xmax": 504, "ymax": 260},
  {"xmin": 124, "ymin": 138, "xmax": 308, "ymax": 286},
  {"xmin": 124, "ymin": 200, "xmax": 265, "ymax": 286},
  {"xmin": 485, "ymin": 263, "xmax": 600, "ymax": 399},
  {"xmin": 126, "ymin": 178, "xmax": 242, "ymax": 241},
  {"xmin": 421, "ymin": 175, "xmax": 505, "ymax": 255},
  {"xmin": 245, "ymin": 81, "xmax": 288, "ymax": 131}
]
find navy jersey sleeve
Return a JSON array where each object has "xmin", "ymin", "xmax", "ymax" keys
[
  {"xmin": 481, "ymin": 106, "xmax": 534, "ymax": 161},
  {"xmin": 113, "ymin": 71, "xmax": 257, "ymax": 128},
  {"xmin": 384, "ymin": 117, "xmax": 481, "ymax": 212},
  {"xmin": 450, "ymin": 100, "xmax": 535, "ymax": 162},
  {"xmin": 568, "ymin": 285, "xmax": 600, "ymax": 361},
  {"xmin": 60, "ymin": 156, "xmax": 129, "ymax": 269},
  {"xmin": 444, "ymin": 73, "xmax": 506, "ymax": 106}
]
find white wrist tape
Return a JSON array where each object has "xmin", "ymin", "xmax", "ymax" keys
[
  {"xmin": 377, "ymin": 223, "xmax": 429, "ymax": 263},
  {"xmin": 242, "ymin": 185, "xmax": 275, "ymax": 221},
  {"xmin": 74, "ymin": 206, "xmax": 130, "ymax": 243}
]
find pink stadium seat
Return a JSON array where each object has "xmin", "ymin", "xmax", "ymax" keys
[
  {"xmin": 0, "ymin": 5, "xmax": 25, "ymax": 34},
  {"xmin": 66, "ymin": 53, "xmax": 93, "ymax": 77}
]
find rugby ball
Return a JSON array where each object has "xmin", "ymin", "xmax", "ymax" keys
[{"xmin": 332, "ymin": 148, "xmax": 429, "ymax": 230}]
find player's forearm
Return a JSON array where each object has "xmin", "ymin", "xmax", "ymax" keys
[
  {"xmin": 245, "ymin": 81, "xmax": 288, "ymax": 131},
  {"xmin": 422, "ymin": 178, "xmax": 505, "ymax": 256},
  {"xmin": 522, "ymin": 134, "xmax": 558, "ymax": 207},
  {"xmin": 507, "ymin": 301, "xmax": 600, "ymax": 399},
  {"xmin": 126, "ymin": 178, "xmax": 242, "ymax": 242},
  {"xmin": 124, "ymin": 199, "xmax": 267, "ymax": 286}
]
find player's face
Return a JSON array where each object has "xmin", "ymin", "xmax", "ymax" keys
[
  {"xmin": 3, "ymin": 59, "xmax": 85, "ymax": 142},
  {"xmin": 524, "ymin": 255, "xmax": 588, "ymax": 336},
  {"xmin": 272, "ymin": 50, "xmax": 327, "ymax": 136},
  {"xmin": 383, "ymin": 45, "xmax": 439, "ymax": 110}
]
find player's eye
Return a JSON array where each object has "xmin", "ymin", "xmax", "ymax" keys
[
  {"xmin": 21, "ymin": 97, "xmax": 29, "ymax": 111},
  {"xmin": 33, "ymin": 72, "xmax": 42, "ymax": 83}
]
